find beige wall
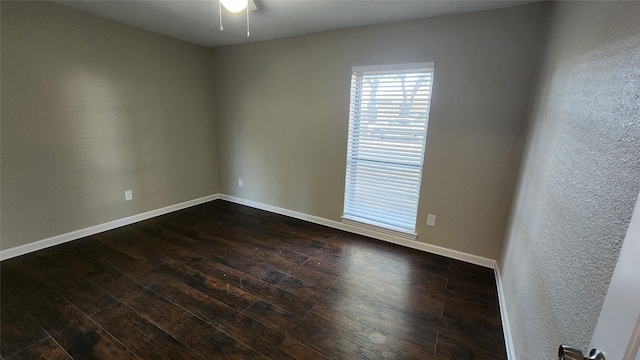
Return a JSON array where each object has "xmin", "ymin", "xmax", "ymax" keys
[
  {"xmin": 1, "ymin": 2, "xmax": 219, "ymax": 250},
  {"xmin": 499, "ymin": 2, "xmax": 640, "ymax": 358},
  {"xmin": 212, "ymin": 3, "xmax": 548, "ymax": 259}
]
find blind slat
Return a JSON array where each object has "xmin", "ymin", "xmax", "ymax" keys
[
  {"xmin": 344, "ymin": 203, "xmax": 417, "ymax": 223},
  {"xmin": 344, "ymin": 186, "xmax": 420, "ymax": 204},
  {"xmin": 345, "ymin": 175, "xmax": 421, "ymax": 191},
  {"xmin": 344, "ymin": 199, "xmax": 418, "ymax": 217}
]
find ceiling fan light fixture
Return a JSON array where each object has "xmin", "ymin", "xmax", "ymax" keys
[{"xmin": 220, "ymin": 0, "xmax": 248, "ymax": 13}]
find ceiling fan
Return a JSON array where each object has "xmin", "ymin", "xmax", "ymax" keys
[{"xmin": 218, "ymin": 0, "xmax": 258, "ymax": 37}]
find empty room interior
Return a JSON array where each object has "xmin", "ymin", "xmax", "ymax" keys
[{"xmin": 1, "ymin": 0, "xmax": 639, "ymax": 359}]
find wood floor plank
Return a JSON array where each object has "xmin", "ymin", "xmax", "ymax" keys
[
  {"xmin": 214, "ymin": 201, "xmax": 452, "ymax": 276},
  {"xmin": 142, "ymin": 224, "xmax": 229, "ymax": 258},
  {"xmin": 0, "ymin": 292, "xmax": 48, "ymax": 358},
  {"xmin": 192, "ymin": 259, "xmax": 316, "ymax": 318},
  {"xmin": 92, "ymin": 302, "xmax": 204, "ymax": 360},
  {"xmin": 306, "ymin": 289, "xmax": 442, "ymax": 359},
  {"xmin": 378, "ymin": 244, "xmax": 452, "ymax": 277},
  {"xmin": 0, "ymin": 200, "xmax": 507, "ymax": 359},
  {"xmin": 275, "ymin": 276, "xmax": 328, "ymax": 302},
  {"xmin": 217, "ymin": 247, "xmax": 336, "ymax": 289},
  {"xmin": 441, "ymin": 288, "xmax": 501, "ymax": 318},
  {"xmin": 195, "ymin": 331, "xmax": 267, "ymax": 359},
  {"xmin": 442, "ymin": 301, "xmax": 503, "ymax": 334},
  {"xmin": 445, "ymin": 277, "xmax": 499, "ymax": 303},
  {"xmin": 159, "ymin": 219, "xmax": 311, "ymax": 268},
  {"xmin": 2, "ymin": 253, "xmax": 117, "ymax": 315},
  {"xmin": 422, "ymin": 314, "xmax": 506, "ymax": 357},
  {"xmin": 447, "ymin": 261, "xmax": 497, "ymax": 288},
  {"xmin": 299, "ymin": 256, "xmax": 349, "ymax": 277},
  {"xmin": 75, "ymin": 239, "xmax": 167, "ymax": 287},
  {"xmin": 327, "ymin": 278, "xmax": 444, "ymax": 322},
  {"xmin": 306, "ymin": 311, "xmax": 436, "ymax": 360},
  {"xmin": 318, "ymin": 276, "xmax": 505, "ymax": 356},
  {"xmin": 28, "ymin": 297, "xmax": 138, "ymax": 359},
  {"xmin": 347, "ymin": 259, "xmax": 448, "ymax": 292},
  {"xmin": 270, "ymin": 337, "xmax": 329, "ymax": 360},
  {"xmin": 5, "ymin": 337, "xmax": 72, "ymax": 360},
  {"xmin": 175, "ymin": 210, "xmax": 326, "ymax": 258},
  {"xmin": 435, "ymin": 334, "xmax": 507, "ymax": 360},
  {"xmin": 151, "ymin": 278, "xmax": 285, "ymax": 357},
  {"xmin": 160, "ymin": 220, "xmax": 332, "ymax": 290},
  {"xmin": 52, "ymin": 248, "xmax": 146, "ymax": 299},
  {"xmin": 331, "ymin": 274, "xmax": 446, "ymax": 311},
  {"xmin": 99, "ymin": 227, "xmax": 204, "ymax": 267},
  {"xmin": 0, "ymin": 266, "xmax": 62, "ymax": 313},
  {"xmin": 46, "ymin": 272, "xmax": 117, "ymax": 315},
  {"xmin": 204, "ymin": 250, "xmax": 289, "ymax": 285},
  {"xmin": 243, "ymin": 300, "xmax": 382, "ymax": 360},
  {"xmin": 157, "ymin": 259, "xmax": 258, "ymax": 312},
  {"xmin": 119, "ymin": 288, "xmax": 216, "ymax": 348}
]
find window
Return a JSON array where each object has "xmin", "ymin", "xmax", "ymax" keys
[{"xmin": 342, "ymin": 62, "xmax": 434, "ymax": 237}]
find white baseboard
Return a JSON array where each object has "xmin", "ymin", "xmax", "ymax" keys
[
  {"xmin": 0, "ymin": 194, "xmax": 221, "ymax": 261},
  {"xmin": 495, "ymin": 263, "xmax": 516, "ymax": 360},
  {"xmin": 2, "ymin": 192, "xmax": 497, "ymax": 271},
  {"xmin": 219, "ymin": 194, "xmax": 497, "ymax": 268}
]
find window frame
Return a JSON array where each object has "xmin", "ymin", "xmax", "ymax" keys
[{"xmin": 341, "ymin": 61, "xmax": 435, "ymax": 239}]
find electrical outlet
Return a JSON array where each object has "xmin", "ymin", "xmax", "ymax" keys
[
  {"xmin": 427, "ymin": 214, "xmax": 436, "ymax": 226},
  {"xmin": 238, "ymin": 179, "xmax": 244, "ymax": 188},
  {"xmin": 125, "ymin": 190, "xmax": 133, "ymax": 201}
]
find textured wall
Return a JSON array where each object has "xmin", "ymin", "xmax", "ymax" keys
[
  {"xmin": 499, "ymin": 2, "xmax": 640, "ymax": 358},
  {"xmin": 212, "ymin": 3, "xmax": 548, "ymax": 259},
  {"xmin": 1, "ymin": 2, "xmax": 219, "ymax": 250}
]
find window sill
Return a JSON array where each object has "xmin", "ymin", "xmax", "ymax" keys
[{"xmin": 341, "ymin": 217, "xmax": 418, "ymax": 241}]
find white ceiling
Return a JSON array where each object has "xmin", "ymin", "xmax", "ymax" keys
[{"xmin": 56, "ymin": 0, "xmax": 539, "ymax": 47}]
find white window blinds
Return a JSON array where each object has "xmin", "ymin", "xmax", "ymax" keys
[{"xmin": 343, "ymin": 62, "xmax": 434, "ymax": 234}]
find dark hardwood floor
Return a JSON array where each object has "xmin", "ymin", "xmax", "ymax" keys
[{"xmin": 0, "ymin": 200, "xmax": 507, "ymax": 359}]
